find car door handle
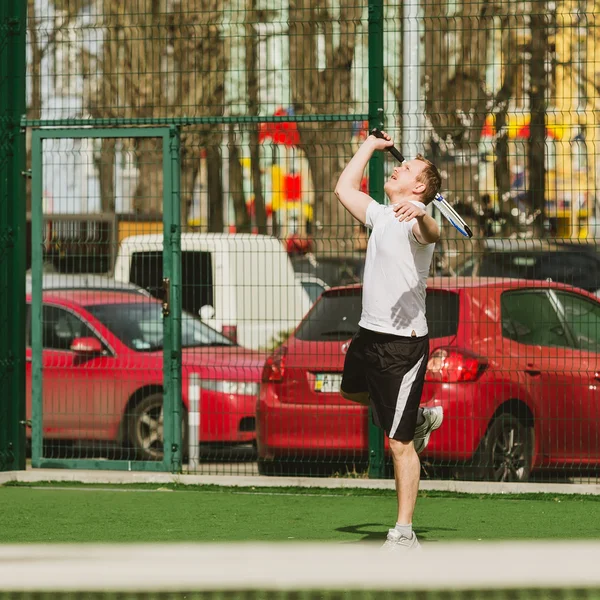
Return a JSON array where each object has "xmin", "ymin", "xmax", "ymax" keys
[
  {"xmin": 525, "ymin": 365, "xmax": 541, "ymax": 377},
  {"xmin": 594, "ymin": 372, "xmax": 600, "ymax": 382}
]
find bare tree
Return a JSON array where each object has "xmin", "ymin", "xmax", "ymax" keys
[
  {"xmin": 289, "ymin": 0, "xmax": 362, "ymax": 256},
  {"xmin": 83, "ymin": 0, "xmax": 171, "ymax": 216},
  {"xmin": 423, "ymin": 0, "xmax": 491, "ymax": 232},
  {"xmin": 527, "ymin": 0, "xmax": 549, "ymax": 237},
  {"xmin": 82, "ymin": 0, "xmax": 227, "ymax": 226},
  {"xmin": 228, "ymin": 124, "xmax": 252, "ymax": 232},
  {"xmin": 246, "ymin": 0, "xmax": 267, "ymax": 234},
  {"xmin": 490, "ymin": 2, "xmax": 525, "ymax": 236},
  {"xmin": 171, "ymin": 0, "xmax": 227, "ymax": 230},
  {"xmin": 26, "ymin": 0, "xmax": 84, "ymax": 213}
]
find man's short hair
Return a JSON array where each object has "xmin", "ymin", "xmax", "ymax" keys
[{"xmin": 415, "ymin": 154, "xmax": 442, "ymax": 204}]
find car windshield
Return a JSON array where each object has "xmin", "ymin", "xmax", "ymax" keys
[
  {"xmin": 85, "ymin": 302, "xmax": 234, "ymax": 351},
  {"xmin": 294, "ymin": 289, "xmax": 460, "ymax": 341}
]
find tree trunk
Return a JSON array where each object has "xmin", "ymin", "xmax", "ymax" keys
[
  {"xmin": 248, "ymin": 129, "xmax": 266, "ymax": 234},
  {"xmin": 180, "ymin": 132, "xmax": 202, "ymax": 231},
  {"xmin": 206, "ymin": 145, "xmax": 224, "ymax": 233},
  {"xmin": 424, "ymin": 1, "xmax": 489, "ymax": 199},
  {"xmin": 528, "ymin": 1, "xmax": 547, "ymax": 237},
  {"xmin": 296, "ymin": 126, "xmax": 357, "ymax": 255},
  {"xmin": 96, "ymin": 138, "xmax": 116, "ymax": 213},
  {"xmin": 493, "ymin": 22, "xmax": 522, "ymax": 236},
  {"xmin": 245, "ymin": 0, "xmax": 267, "ymax": 234},
  {"xmin": 228, "ymin": 127, "xmax": 251, "ymax": 233},
  {"xmin": 132, "ymin": 137, "xmax": 163, "ymax": 215}
]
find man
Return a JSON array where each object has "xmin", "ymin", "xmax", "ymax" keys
[{"xmin": 334, "ymin": 130, "xmax": 444, "ymax": 551}]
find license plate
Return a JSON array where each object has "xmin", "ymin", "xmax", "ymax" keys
[{"xmin": 314, "ymin": 373, "xmax": 342, "ymax": 393}]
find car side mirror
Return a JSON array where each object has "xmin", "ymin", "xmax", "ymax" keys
[
  {"xmin": 70, "ymin": 337, "xmax": 103, "ymax": 356},
  {"xmin": 199, "ymin": 304, "xmax": 215, "ymax": 320}
]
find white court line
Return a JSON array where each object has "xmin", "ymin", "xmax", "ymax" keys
[
  {"xmin": 21, "ymin": 485, "xmax": 382, "ymax": 498},
  {"xmin": 2, "ymin": 469, "xmax": 600, "ymax": 495}
]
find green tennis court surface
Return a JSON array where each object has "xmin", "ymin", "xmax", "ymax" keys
[{"xmin": 2, "ymin": 482, "xmax": 599, "ymax": 544}]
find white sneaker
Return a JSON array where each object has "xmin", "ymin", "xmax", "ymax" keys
[
  {"xmin": 413, "ymin": 406, "xmax": 444, "ymax": 454},
  {"xmin": 381, "ymin": 528, "xmax": 422, "ymax": 551}
]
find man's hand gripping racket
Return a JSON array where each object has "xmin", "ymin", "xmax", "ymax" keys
[{"xmin": 371, "ymin": 128, "xmax": 473, "ymax": 238}]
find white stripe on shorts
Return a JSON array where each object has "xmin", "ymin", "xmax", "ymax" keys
[{"xmin": 389, "ymin": 354, "xmax": 426, "ymax": 439}]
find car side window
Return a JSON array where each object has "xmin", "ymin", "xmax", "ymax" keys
[
  {"xmin": 501, "ymin": 291, "xmax": 569, "ymax": 347},
  {"xmin": 41, "ymin": 305, "xmax": 95, "ymax": 351},
  {"xmin": 554, "ymin": 292, "xmax": 600, "ymax": 352}
]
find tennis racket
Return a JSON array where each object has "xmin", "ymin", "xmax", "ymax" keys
[{"xmin": 370, "ymin": 128, "xmax": 473, "ymax": 238}]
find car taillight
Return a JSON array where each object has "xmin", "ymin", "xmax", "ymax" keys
[
  {"xmin": 262, "ymin": 347, "xmax": 287, "ymax": 383},
  {"xmin": 222, "ymin": 325, "xmax": 238, "ymax": 344},
  {"xmin": 425, "ymin": 348, "xmax": 486, "ymax": 383}
]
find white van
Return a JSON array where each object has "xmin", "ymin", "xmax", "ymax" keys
[{"xmin": 113, "ymin": 233, "xmax": 311, "ymax": 350}]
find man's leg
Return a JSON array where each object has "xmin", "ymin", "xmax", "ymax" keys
[
  {"xmin": 340, "ymin": 331, "xmax": 369, "ymax": 404},
  {"xmin": 389, "ymin": 438, "xmax": 420, "ymax": 525},
  {"xmin": 340, "ymin": 390, "xmax": 370, "ymax": 405}
]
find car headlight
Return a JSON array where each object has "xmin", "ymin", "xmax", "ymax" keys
[{"xmin": 199, "ymin": 380, "xmax": 260, "ymax": 395}]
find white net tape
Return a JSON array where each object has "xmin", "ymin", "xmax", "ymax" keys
[{"xmin": 2, "ymin": 541, "xmax": 600, "ymax": 593}]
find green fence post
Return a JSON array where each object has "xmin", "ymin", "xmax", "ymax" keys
[
  {"xmin": 0, "ymin": 0, "xmax": 27, "ymax": 471},
  {"xmin": 30, "ymin": 132, "xmax": 43, "ymax": 468},
  {"xmin": 162, "ymin": 126, "xmax": 182, "ymax": 473},
  {"xmin": 367, "ymin": 0, "xmax": 386, "ymax": 479}
]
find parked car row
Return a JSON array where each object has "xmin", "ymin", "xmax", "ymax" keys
[
  {"xmin": 26, "ymin": 271, "xmax": 600, "ymax": 481},
  {"xmin": 26, "ymin": 280, "xmax": 265, "ymax": 461}
]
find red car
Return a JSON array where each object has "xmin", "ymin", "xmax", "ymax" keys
[
  {"xmin": 26, "ymin": 289, "xmax": 266, "ymax": 460},
  {"xmin": 257, "ymin": 277, "xmax": 600, "ymax": 481}
]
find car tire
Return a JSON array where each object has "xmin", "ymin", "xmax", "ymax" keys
[
  {"xmin": 127, "ymin": 393, "xmax": 188, "ymax": 461},
  {"xmin": 478, "ymin": 413, "xmax": 534, "ymax": 482}
]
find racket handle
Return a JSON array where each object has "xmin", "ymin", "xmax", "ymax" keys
[
  {"xmin": 370, "ymin": 128, "xmax": 405, "ymax": 163},
  {"xmin": 387, "ymin": 145, "xmax": 405, "ymax": 163}
]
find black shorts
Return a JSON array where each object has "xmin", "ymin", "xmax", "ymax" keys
[{"xmin": 340, "ymin": 327, "xmax": 429, "ymax": 442}]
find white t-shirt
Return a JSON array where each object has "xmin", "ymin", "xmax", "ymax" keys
[{"xmin": 358, "ymin": 200, "xmax": 435, "ymax": 337}]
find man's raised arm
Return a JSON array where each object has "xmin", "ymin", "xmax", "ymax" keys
[{"xmin": 334, "ymin": 132, "xmax": 393, "ymax": 224}]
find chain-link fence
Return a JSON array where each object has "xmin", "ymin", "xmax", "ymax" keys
[{"xmin": 2, "ymin": 0, "xmax": 599, "ymax": 482}]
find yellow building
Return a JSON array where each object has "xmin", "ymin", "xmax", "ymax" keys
[{"xmin": 480, "ymin": 2, "xmax": 599, "ymax": 239}]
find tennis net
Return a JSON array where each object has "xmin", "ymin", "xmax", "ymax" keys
[{"xmin": 2, "ymin": 541, "xmax": 600, "ymax": 598}]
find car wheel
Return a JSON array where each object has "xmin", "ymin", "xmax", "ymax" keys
[
  {"xmin": 480, "ymin": 414, "xmax": 533, "ymax": 482},
  {"xmin": 127, "ymin": 393, "xmax": 188, "ymax": 461}
]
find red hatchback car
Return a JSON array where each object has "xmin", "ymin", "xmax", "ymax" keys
[
  {"xmin": 26, "ymin": 289, "xmax": 266, "ymax": 460},
  {"xmin": 257, "ymin": 277, "xmax": 600, "ymax": 481}
]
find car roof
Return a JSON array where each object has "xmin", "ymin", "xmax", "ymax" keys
[
  {"xmin": 321, "ymin": 277, "xmax": 598, "ymax": 295},
  {"xmin": 480, "ymin": 238, "xmax": 599, "ymax": 253},
  {"xmin": 31, "ymin": 289, "xmax": 157, "ymax": 307},
  {"xmin": 25, "ymin": 273, "xmax": 148, "ymax": 295}
]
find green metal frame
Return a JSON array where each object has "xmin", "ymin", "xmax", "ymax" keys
[
  {"xmin": 30, "ymin": 127, "xmax": 182, "ymax": 472},
  {"xmin": 17, "ymin": 0, "xmax": 388, "ymax": 477},
  {"xmin": 367, "ymin": 0, "xmax": 386, "ymax": 478},
  {"xmin": 0, "ymin": 0, "xmax": 27, "ymax": 471},
  {"xmin": 20, "ymin": 115, "xmax": 367, "ymax": 128}
]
